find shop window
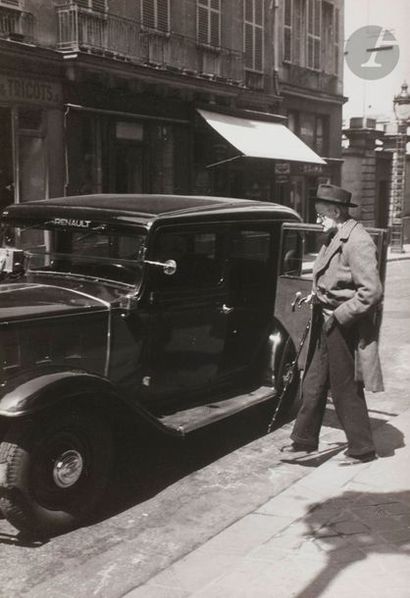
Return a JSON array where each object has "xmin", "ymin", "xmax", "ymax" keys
[
  {"xmin": 300, "ymin": 112, "xmax": 315, "ymax": 148},
  {"xmin": 287, "ymin": 111, "xmax": 298, "ymax": 133},
  {"xmin": 141, "ymin": 0, "xmax": 170, "ymax": 32},
  {"xmin": 197, "ymin": 0, "xmax": 221, "ymax": 48},
  {"xmin": 315, "ymin": 115, "xmax": 328, "ymax": 156},
  {"xmin": 244, "ymin": 0, "xmax": 264, "ymax": 72},
  {"xmin": 296, "ymin": 111, "xmax": 328, "ymax": 155},
  {"xmin": 0, "ymin": 107, "xmax": 13, "ymax": 212},
  {"xmin": 18, "ymin": 108, "xmax": 43, "ymax": 131}
]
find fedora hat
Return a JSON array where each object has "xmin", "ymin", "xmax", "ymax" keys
[{"xmin": 314, "ymin": 184, "xmax": 357, "ymax": 207}]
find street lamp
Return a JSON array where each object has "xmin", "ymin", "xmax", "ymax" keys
[{"xmin": 389, "ymin": 82, "xmax": 410, "ymax": 253}]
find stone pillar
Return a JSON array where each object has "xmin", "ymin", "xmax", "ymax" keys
[{"xmin": 342, "ymin": 117, "xmax": 383, "ymax": 226}]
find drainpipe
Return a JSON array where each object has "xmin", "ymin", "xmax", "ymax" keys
[
  {"xmin": 272, "ymin": 0, "xmax": 280, "ymax": 97},
  {"xmin": 63, "ymin": 105, "xmax": 71, "ymax": 197}
]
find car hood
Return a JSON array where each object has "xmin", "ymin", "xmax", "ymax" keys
[{"xmin": 0, "ymin": 282, "xmax": 109, "ymax": 322}]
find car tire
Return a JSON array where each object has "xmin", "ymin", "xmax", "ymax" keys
[{"xmin": 0, "ymin": 407, "xmax": 112, "ymax": 537}]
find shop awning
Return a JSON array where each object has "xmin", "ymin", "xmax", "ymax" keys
[{"xmin": 198, "ymin": 109, "xmax": 326, "ymax": 166}]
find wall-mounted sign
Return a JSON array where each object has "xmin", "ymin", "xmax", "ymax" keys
[
  {"xmin": 275, "ymin": 162, "xmax": 290, "ymax": 175},
  {"xmin": 0, "ymin": 75, "xmax": 62, "ymax": 107},
  {"xmin": 303, "ymin": 164, "xmax": 324, "ymax": 175},
  {"xmin": 116, "ymin": 121, "xmax": 144, "ymax": 141}
]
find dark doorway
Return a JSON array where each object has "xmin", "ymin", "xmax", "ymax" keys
[
  {"xmin": 0, "ymin": 107, "xmax": 14, "ymax": 211},
  {"xmin": 376, "ymin": 180, "xmax": 389, "ymax": 229},
  {"xmin": 114, "ymin": 143, "xmax": 145, "ymax": 193}
]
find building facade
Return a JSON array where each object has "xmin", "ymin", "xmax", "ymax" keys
[
  {"xmin": 342, "ymin": 117, "xmax": 410, "ymax": 243},
  {"xmin": 0, "ymin": 0, "xmax": 345, "ymax": 224},
  {"xmin": 277, "ymin": 0, "xmax": 344, "ymax": 221}
]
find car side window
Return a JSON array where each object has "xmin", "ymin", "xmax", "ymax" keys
[
  {"xmin": 280, "ymin": 228, "xmax": 324, "ymax": 280},
  {"xmin": 151, "ymin": 229, "xmax": 223, "ymax": 289},
  {"xmin": 227, "ymin": 227, "xmax": 275, "ymax": 304}
]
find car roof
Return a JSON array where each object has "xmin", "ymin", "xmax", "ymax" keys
[{"xmin": 1, "ymin": 194, "xmax": 301, "ymax": 227}]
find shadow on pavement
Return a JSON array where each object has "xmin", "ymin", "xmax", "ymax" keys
[
  {"xmin": 0, "ymin": 405, "xmax": 400, "ymax": 542},
  {"xmin": 96, "ymin": 401, "xmax": 281, "ymax": 521},
  {"xmin": 93, "ymin": 408, "xmax": 399, "ymax": 525},
  {"xmin": 294, "ymin": 488, "xmax": 410, "ymax": 598},
  {"xmin": 292, "ymin": 423, "xmax": 406, "ymax": 598}
]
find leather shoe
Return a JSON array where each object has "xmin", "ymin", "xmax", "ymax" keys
[
  {"xmin": 280, "ymin": 442, "xmax": 318, "ymax": 455},
  {"xmin": 342, "ymin": 451, "xmax": 377, "ymax": 464}
]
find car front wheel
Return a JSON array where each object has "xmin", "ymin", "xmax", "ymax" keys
[{"xmin": 0, "ymin": 407, "xmax": 112, "ymax": 536}]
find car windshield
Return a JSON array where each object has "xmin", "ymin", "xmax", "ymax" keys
[{"xmin": 1, "ymin": 222, "xmax": 147, "ymax": 287}]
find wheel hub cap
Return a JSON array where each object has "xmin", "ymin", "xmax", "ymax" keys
[{"xmin": 53, "ymin": 450, "xmax": 84, "ymax": 488}]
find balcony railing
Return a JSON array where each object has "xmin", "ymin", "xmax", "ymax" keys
[
  {"xmin": 0, "ymin": 6, "xmax": 34, "ymax": 41},
  {"xmin": 56, "ymin": 4, "xmax": 244, "ymax": 85},
  {"xmin": 283, "ymin": 63, "xmax": 342, "ymax": 95}
]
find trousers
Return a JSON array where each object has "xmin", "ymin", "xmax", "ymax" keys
[{"xmin": 291, "ymin": 309, "xmax": 375, "ymax": 456}]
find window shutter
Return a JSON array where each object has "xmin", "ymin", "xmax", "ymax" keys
[
  {"xmin": 92, "ymin": 0, "xmax": 107, "ymax": 11},
  {"xmin": 157, "ymin": 0, "xmax": 169, "ymax": 32},
  {"xmin": 307, "ymin": 0, "xmax": 320, "ymax": 69},
  {"xmin": 197, "ymin": 0, "xmax": 220, "ymax": 47},
  {"xmin": 245, "ymin": 0, "xmax": 253, "ymax": 22},
  {"xmin": 334, "ymin": 7, "xmax": 340, "ymax": 74},
  {"xmin": 210, "ymin": 8, "xmax": 220, "ymax": 46},
  {"xmin": 142, "ymin": 0, "xmax": 156, "ymax": 28},
  {"xmin": 244, "ymin": 21, "xmax": 253, "ymax": 69},
  {"xmin": 198, "ymin": 4, "xmax": 209, "ymax": 45},
  {"xmin": 254, "ymin": 0, "xmax": 263, "ymax": 26},
  {"xmin": 284, "ymin": 0, "xmax": 292, "ymax": 62},
  {"xmin": 254, "ymin": 25, "xmax": 263, "ymax": 71},
  {"xmin": 244, "ymin": 0, "xmax": 264, "ymax": 72},
  {"xmin": 0, "ymin": 0, "xmax": 21, "ymax": 7},
  {"xmin": 75, "ymin": 0, "xmax": 107, "ymax": 11}
]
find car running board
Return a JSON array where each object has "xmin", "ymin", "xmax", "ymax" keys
[{"xmin": 157, "ymin": 386, "xmax": 276, "ymax": 436}]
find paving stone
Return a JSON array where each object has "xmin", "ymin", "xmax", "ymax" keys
[
  {"xmin": 197, "ymin": 513, "xmax": 293, "ymax": 556},
  {"xmin": 140, "ymin": 550, "xmax": 241, "ymax": 594},
  {"xmin": 383, "ymin": 501, "xmax": 410, "ymax": 515},
  {"xmin": 377, "ymin": 526, "xmax": 410, "ymax": 546},
  {"xmin": 256, "ymin": 491, "xmax": 312, "ymax": 519},
  {"xmin": 191, "ymin": 555, "xmax": 324, "ymax": 598},
  {"xmin": 126, "ymin": 584, "xmax": 190, "ymax": 598},
  {"xmin": 330, "ymin": 520, "xmax": 371, "ymax": 536}
]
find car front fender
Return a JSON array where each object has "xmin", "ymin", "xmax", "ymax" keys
[{"xmin": 0, "ymin": 371, "xmax": 121, "ymax": 417}]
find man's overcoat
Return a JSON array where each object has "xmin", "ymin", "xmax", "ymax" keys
[{"xmin": 309, "ymin": 219, "xmax": 384, "ymax": 392}]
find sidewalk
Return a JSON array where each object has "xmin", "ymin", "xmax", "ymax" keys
[
  {"xmin": 387, "ymin": 244, "xmax": 410, "ymax": 262},
  {"xmin": 126, "ymin": 408, "xmax": 410, "ymax": 598}
]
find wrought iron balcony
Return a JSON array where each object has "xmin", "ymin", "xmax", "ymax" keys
[
  {"xmin": 56, "ymin": 3, "xmax": 244, "ymax": 85},
  {"xmin": 283, "ymin": 63, "xmax": 342, "ymax": 95},
  {"xmin": 0, "ymin": 5, "xmax": 34, "ymax": 42}
]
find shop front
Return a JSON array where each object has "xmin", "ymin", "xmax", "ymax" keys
[
  {"xmin": 63, "ymin": 71, "xmax": 193, "ymax": 199},
  {"xmin": 193, "ymin": 108, "xmax": 327, "ymax": 215},
  {"xmin": 0, "ymin": 72, "xmax": 64, "ymax": 214}
]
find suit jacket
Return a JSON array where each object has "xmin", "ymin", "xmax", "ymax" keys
[{"xmin": 311, "ymin": 219, "xmax": 384, "ymax": 392}]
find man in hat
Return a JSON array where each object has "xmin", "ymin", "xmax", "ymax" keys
[{"xmin": 281, "ymin": 183, "xmax": 384, "ymax": 464}]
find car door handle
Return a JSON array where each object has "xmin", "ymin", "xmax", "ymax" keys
[
  {"xmin": 291, "ymin": 291, "xmax": 302, "ymax": 311},
  {"xmin": 220, "ymin": 304, "xmax": 234, "ymax": 315}
]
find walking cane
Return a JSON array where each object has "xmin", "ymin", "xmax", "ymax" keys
[{"xmin": 267, "ymin": 316, "xmax": 311, "ymax": 433}]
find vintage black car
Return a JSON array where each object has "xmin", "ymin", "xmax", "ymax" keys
[{"xmin": 0, "ymin": 194, "xmax": 387, "ymax": 536}]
